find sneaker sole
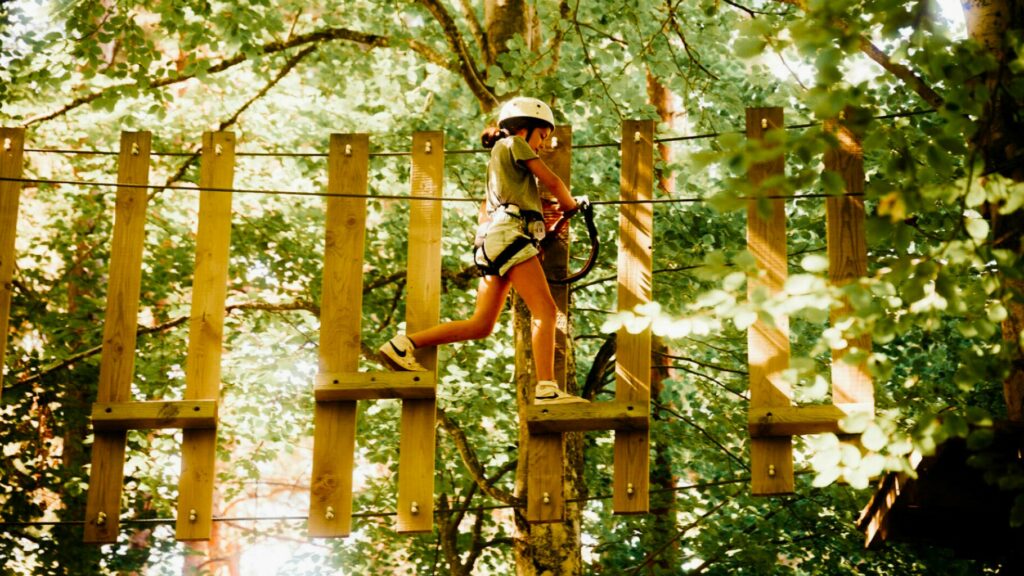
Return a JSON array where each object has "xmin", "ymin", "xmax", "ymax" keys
[
  {"xmin": 535, "ymin": 396, "xmax": 589, "ymax": 405},
  {"xmin": 379, "ymin": 347, "xmax": 426, "ymax": 372}
]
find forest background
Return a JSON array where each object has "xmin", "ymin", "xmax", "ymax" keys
[{"xmin": 1, "ymin": 0, "xmax": 1022, "ymax": 574}]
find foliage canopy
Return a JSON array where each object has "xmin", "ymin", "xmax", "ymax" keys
[{"xmin": 0, "ymin": 0, "xmax": 1021, "ymax": 574}]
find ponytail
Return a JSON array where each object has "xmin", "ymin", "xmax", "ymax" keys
[{"xmin": 481, "ymin": 126, "xmax": 509, "ymax": 149}]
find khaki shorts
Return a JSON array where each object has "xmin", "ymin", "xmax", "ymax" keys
[{"xmin": 473, "ymin": 214, "xmax": 540, "ymax": 277}]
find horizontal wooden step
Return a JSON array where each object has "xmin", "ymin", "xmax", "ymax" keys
[
  {"xmin": 91, "ymin": 400, "xmax": 218, "ymax": 431},
  {"xmin": 315, "ymin": 371, "xmax": 435, "ymax": 401},
  {"xmin": 526, "ymin": 401, "xmax": 649, "ymax": 434},
  {"xmin": 748, "ymin": 402, "xmax": 874, "ymax": 437}
]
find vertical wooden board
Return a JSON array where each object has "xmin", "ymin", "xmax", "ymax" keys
[
  {"xmin": 82, "ymin": 433, "xmax": 128, "ymax": 543},
  {"xmin": 614, "ymin": 120, "xmax": 654, "ymax": 514},
  {"xmin": 177, "ymin": 132, "xmax": 234, "ymax": 540},
  {"xmin": 84, "ymin": 132, "xmax": 151, "ymax": 544},
  {"xmin": 397, "ymin": 131, "xmax": 442, "ymax": 533},
  {"xmin": 0, "ymin": 127, "xmax": 25, "ymax": 395},
  {"xmin": 824, "ymin": 116, "xmax": 873, "ymax": 408},
  {"xmin": 309, "ymin": 134, "xmax": 369, "ymax": 538},
  {"xmin": 745, "ymin": 108, "xmax": 794, "ymax": 495},
  {"xmin": 99, "ymin": 132, "xmax": 153, "ymax": 403},
  {"xmin": 528, "ymin": 126, "xmax": 572, "ymax": 523}
]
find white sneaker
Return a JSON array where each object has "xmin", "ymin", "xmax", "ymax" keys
[
  {"xmin": 379, "ymin": 335, "xmax": 427, "ymax": 371},
  {"xmin": 534, "ymin": 380, "xmax": 588, "ymax": 404}
]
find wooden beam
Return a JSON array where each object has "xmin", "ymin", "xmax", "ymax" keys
[
  {"xmin": 309, "ymin": 134, "xmax": 368, "ymax": 538},
  {"xmin": 315, "ymin": 371, "xmax": 436, "ymax": 401},
  {"xmin": 614, "ymin": 120, "xmax": 654, "ymax": 515},
  {"xmin": 0, "ymin": 127, "xmax": 25, "ymax": 398},
  {"xmin": 745, "ymin": 107, "xmax": 795, "ymax": 495},
  {"xmin": 84, "ymin": 131, "xmax": 151, "ymax": 544},
  {"xmin": 748, "ymin": 403, "xmax": 874, "ymax": 437},
  {"xmin": 91, "ymin": 400, "xmax": 218, "ymax": 430},
  {"xmin": 176, "ymin": 132, "xmax": 234, "ymax": 541},
  {"xmin": 527, "ymin": 125, "xmax": 573, "ymax": 524},
  {"xmin": 527, "ymin": 402, "xmax": 649, "ymax": 434},
  {"xmin": 825, "ymin": 112, "xmax": 873, "ymax": 409},
  {"xmin": 397, "ymin": 131, "xmax": 443, "ymax": 534}
]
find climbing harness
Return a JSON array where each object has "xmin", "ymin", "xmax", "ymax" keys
[
  {"xmin": 473, "ymin": 204, "xmax": 546, "ymax": 277},
  {"xmin": 540, "ymin": 198, "xmax": 600, "ymax": 286}
]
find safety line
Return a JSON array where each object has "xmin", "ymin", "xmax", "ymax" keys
[
  {"xmin": 0, "ymin": 474, "xmax": 766, "ymax": 530},
  {"xmin": 18, "ymin": 109, "xmax": 934, "ymax": 158},
  {"xmin": 0, "ymin": 176, "xmax": 483, "ymax": 203},
  {"xmin": 0, "ymin": 175, "xmax": 866, "ymax": 204}
]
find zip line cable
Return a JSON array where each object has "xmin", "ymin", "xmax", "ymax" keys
[
  {"xmin": 3, "ymin": 108, "xmax": 926, "ymax": 203},
  {"xmin": 18, "ymin": 108, "xmax": 933, "ymax": 158},
  {"xmin": 0, "ymin": 473, "xmax": 772, "ymax": 530},
  {"xmin": 0, "ymin": 175, "xmax": 865, "ymax": 205}
]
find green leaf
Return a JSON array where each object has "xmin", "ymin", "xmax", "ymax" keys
[
  {"xmin": 964, "ymin": 214, "xmax": 990, "ymax": 240},
  {"xmin": 800, "ymin": 254, "xmax": 829, "ymax": 273},
  {"xmin": 861, "ymin": 424, "xmax": 887, "ymax": 451},
  {"xmin": 966, "ymin": 428, "xmax": 995, "ymax": 450},
  {"xmin": 734, "ymin": 37, "xmax": 767, "ymax": 58}
]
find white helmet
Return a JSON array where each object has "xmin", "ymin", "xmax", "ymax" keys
[{"xmin": 498, "ymin": 97, "xmax": 555, "ymax": 130}]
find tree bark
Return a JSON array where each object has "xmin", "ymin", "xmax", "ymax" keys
[
  {"xmin": 647, "ymin": 70, "xmax": 677, "ymax": 196},
  {"xmin": 963, "ymin": 0, "xmax": 1024, "ymax": 421},
  {"xmin": 484, "ymin": 0, "xmax": 539, "ymax": 71}
]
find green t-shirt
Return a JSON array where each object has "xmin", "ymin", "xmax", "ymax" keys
[{"xmin": 485, "ymin": 135, "xmax": 541, "ymax": 214}]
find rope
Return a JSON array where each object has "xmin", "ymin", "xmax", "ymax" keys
[
  {"xmin": 0, "ymin": 175, "xmax": 865, "ymax": 205},
  {"xmin": 0, "ymin": 474, "xmax": 765, "ymax": 530},
  {"xmin": 18, "ymin": 109, "xmax": 934, "ymax": 158},
  {"xmin": 0, "ymin": 176, "xmax": 483, "ymax": 203}
]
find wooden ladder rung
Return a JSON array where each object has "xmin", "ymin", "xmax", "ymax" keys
[
  {"xmin": 91, "ymin": 400, "xmax": 218, "ymax": 431},
  {"xmin": 526, "ymin": 402, "xmax": 650, "ymax": 434},
  {"xmin": 315, "ymin": 371, "xmax": 436, "ymax": 401},
  {"xmin": 748, "ymin": 402, "xmax": 874, "ymax": 437}
]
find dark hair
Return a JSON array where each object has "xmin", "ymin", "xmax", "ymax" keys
[
  {"xmin": 480, "ymin": 126, "xmax": 509, "ymax": 149},
  {"xmin": 481, "ymin": 117, "xmax": 552, "ymax": 149}
]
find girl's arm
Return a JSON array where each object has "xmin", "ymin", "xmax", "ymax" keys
[{"xmin": 524, "ymin": 157, "xmax": 577, "ymax": 212}]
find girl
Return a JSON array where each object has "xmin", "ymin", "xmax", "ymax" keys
[{"xmin": 379, "ymin": 97, "xmax": 587, "ymax": 404}]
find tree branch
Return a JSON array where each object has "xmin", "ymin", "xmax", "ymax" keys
[
  {"xmin": 415, "ymin": 0, "xmax": 498, "ymax": 111},
  {"xmin": 858, "ymin": 36, "xmax": 944, "ymax": 109},
  {"xmin": 456, "ymin": 0, "xmax": 489, "ymax": 64},
  {"xmin": 436, "ymin": 407, "xmax": 519, "ymax": 506},
  {"xmin": 768, "ymin": 0, "xmax": 945, "ymax": 109},
  {"xmin": 24, "ymin": 25, "xmax": 449, "ymax": 127},
  {"xmin": 12, "ymin": 300, "xmax": 318, "ymax": 387},
  {"xmin": 656, "ymin": 352, "xmax": 747, "ymax": 375},
  {"xmin": 572, "ymin": 0, "xmax": 624, "ymax": 120},
  {"xmin": 654, "ymin": 401, "xmax": 749, "ymax": 470}
]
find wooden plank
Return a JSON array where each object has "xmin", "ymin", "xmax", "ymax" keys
[
  {"xmin": 397, "ymin": 131, "xmax": 443, "ymax": 533},
  {"xmin": 309, "ymin": 134, "xmax": 368, "ymax": 538},
  {"xmin": 614, "ymin": 120, "xmax": 654, "ymax": 514},
  {"xmin": 825, "ymin": 113, "xmax": 873, "ymax": 409},
  {"xmin": 177, "ymin": 132, "xmax": 234, "ymax": 541},
  {"xmin": 527, "ymin": 402, "xmax": 649, "ymax": 434},
  {"xmin": 745, "ymin": 107, "xmax": 794, "ymax": 495},
  {"xmin": 528, "ymin": 125, "xmax": 573, "ymax": 523},
  {"xmin": 315, "ymin": 371, "xmax": 435, "ymax": 401},
  {"xmin": 748, "ymin": 403, "xmax": 874, "ymax": 437},
  {"xmin": 91, "ymin": 400, "xmax": 218, "ymax": 430},
  {"xmin": 0, "ymin": 128, "xmax": 25, "ymax": 397},
  {"xmin": 84, "ymin": 131, "xmax": 151, "ymax": 543}
]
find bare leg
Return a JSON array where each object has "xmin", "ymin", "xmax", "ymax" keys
[
  {"xmin": 407, "ymin": 274, "xmax": 512, "ymax": 348},
  {"xmin": 507, "ymin": 256, "xmax": 558, "ymax": 382}
]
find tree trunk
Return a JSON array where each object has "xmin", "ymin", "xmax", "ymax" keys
[
  {"xmin": 483, "ymin": 0, "xmax": 539, "ymax": 70},
  {"xmin": 963, "ymin": 0, "xmax": 1024, "ymax": 421},
  {"xmin": 484, "ymin": 1, "xmax": 583, "ymax": 572},
  {"xmin": 513, "ymin": 298, "xmax": 583, "ymax": 575},
  {"xmin": 648, "ymin": 338, "xmax": 680, "ymax": 570},
  {"xmin": 646, "ymin": 70, "xmax": 677, "ymax": 196}
]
